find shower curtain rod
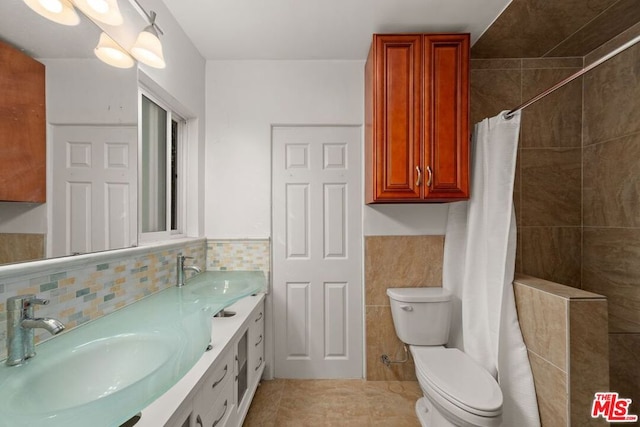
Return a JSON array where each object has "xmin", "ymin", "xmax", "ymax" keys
[{"xmin": 504, "ymin": 33, "xmax": 640, "ymax": 120}]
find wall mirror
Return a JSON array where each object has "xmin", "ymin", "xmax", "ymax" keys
[{"xmin": 0, "ymin": 0, "xmax": 140, "ymax": 266}]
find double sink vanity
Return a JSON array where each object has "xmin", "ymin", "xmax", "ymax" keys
[{"xmin": 0, "ymin": 269, "xmax": 267, "ymax": 427}]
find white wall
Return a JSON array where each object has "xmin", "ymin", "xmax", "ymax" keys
[
  {"xmin": 205, "ymin": 60, "xmax": 448, "ymax": 238},
  {"xmin": 136, "ymin": 0, "xmax": 207, "ymax": 238}
]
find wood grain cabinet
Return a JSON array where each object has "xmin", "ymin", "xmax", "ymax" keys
[
  {"xmin": 0, "ymin": 40, "xmax": 46, "ymax": 202},
  {"xmin": 365, "ymin": 33, "xmax": 469, "ymax": 203}
]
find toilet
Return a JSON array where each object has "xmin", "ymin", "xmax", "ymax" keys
[{"xmin": 386, "ymin": 287, "xmax": 503, "ymax": 427}]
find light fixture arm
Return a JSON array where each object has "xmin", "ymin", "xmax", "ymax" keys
[{"xmin": 131, "ymin": 0, "xmax": 164, "ymax": 35}]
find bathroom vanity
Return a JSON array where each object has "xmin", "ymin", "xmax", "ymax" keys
[
  {"xmin": 140, "ymin": 294, "xmax": 265, "ymax": 427},
  {"xmin": 0, "ymin": 270, "xmax": 266, "ymax": 427}
]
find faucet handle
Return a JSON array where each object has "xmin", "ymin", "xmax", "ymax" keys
[{"xmin": 28, "ymin": 298, "xmax": 49, "ymax": 306}]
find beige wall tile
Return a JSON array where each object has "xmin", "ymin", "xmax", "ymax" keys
[
  {"xmin": 470, "ymin": 59, "xmax": 522, "ymax": 70},
  {"xmin": 513, "ymin": 282, "xmax": 568, "ymax": 370},
  {"xmin": 365, "ymin": 305, "xmax": 416, "ymax": 381},
  {"xmin": 520, "ymin": 227, "xmax": 582, "ymax": 288},
  {"xmin": 528, "ymin": 350, "xmax": 568, "ymax": 427},
  {"xmin": 583, "ymin": 133, "xmax": 640, "ymax": 228},
  {"xmin": 609, "ymin": 333, "xmax": 640, "ymax": 418},
  {"xmin": 0, "ymin": 233, "xmax": 45, "ymax": 265},
  {"xmin": 569, "ymin": 300, "xmax": 609, "ymax": 426},
  {"xmin": 520, "ymin": 148, "xmax": 581, "ymax": 227},
  {"xmin": 583, "ymin": 228, "xmax": 640, "ymax": 333},
  {"xmin": 515, "ymin": 274, "xmax": 604, "ymax": 299},
  {"xmin": 521, "ymin": 57, "xmax": 584, "ymax": 69},
  {"xmin": 364, "ymin": 236, "xmax": 443, "ymax": 306}
]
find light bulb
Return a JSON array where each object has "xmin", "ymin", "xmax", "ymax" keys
[{"xmin": 39, "ymin": 0, "xmax": 63, "ymax": 13}]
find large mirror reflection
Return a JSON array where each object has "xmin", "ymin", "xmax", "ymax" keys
[{"xmin": 0, "ymin": 0, "xmax": 139, "ymax": 266}]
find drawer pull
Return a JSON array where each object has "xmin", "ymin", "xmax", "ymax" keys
[
  {"xmin": 196, "ymin": 414, "xmax": 203, "ymax": 427},
  {"xmin": 212, "ymin": 400, "xmax": 228, "ymax": 427},
  {"xmin": 426, "ymin": 165, "xmax": 433, "ymax": 187},
  {"xmin": 255, "ymin": 334, "xmax": 263, "ymax": 347},
  {"xmin": 255, "ymin": 312, "xmax": 263, "ymax": 322},
  {"xmin": 211, "ymin": 364, "xmax": 228, "ymax": 389},
  {"xmin": 255, "ymin": 357, "xmax": 263, "ymax": 371},
  {"xmin": 416, "ymin": 165, "xmax": 422, "ymax": 187}
]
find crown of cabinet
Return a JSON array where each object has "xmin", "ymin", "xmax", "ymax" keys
[
  {"xmin": 365, "ymin": 34, "xmax": 470, "ymax": 204},
  {"xmin": 0, "ymin": 40, "xmax": 46, "ymax": 203}
]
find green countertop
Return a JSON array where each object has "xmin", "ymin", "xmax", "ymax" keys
[{"xmin": 0, "ymin": 270, "xmax": 267, "ymax": 427}]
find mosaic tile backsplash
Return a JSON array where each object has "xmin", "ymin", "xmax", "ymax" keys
[
  {"xmin": 0, "ymin": 239, "xmax": 206, "ymax": 360},
  {"xmin": 206, "ymin": 239, "xmax": 270, "ymax": 275}
]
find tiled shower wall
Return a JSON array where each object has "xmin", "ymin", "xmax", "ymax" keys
[
  {"xmin": 581, "ymin": 25, "xmax": 640, "ymax": 415},
  {"xmin": 0, "ymin": 238, "xmax": 206, "ymax": 359},
  {"xmin": 471, "ymin": 22, "xmax": 640, "ymax": 420}
]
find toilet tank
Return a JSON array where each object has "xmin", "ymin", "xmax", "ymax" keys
[{"xmin": 386, "ymin": 287, "xmax": 452, "ymax": 345}]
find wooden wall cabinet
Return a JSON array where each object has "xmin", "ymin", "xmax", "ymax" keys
[
  {"xmin": 365, "ymin": 34, "xmax": 469, "ymax": 203},
  {"xmin": 0, "ymin": 40, "xmax": 46, "ymax": 203}
]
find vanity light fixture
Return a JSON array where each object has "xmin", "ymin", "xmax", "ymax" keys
[
  {"xmin": 94, "ymin": 32, "xmax": 134, "ymax": 68},
  {"xmin": 73, "ymin": 0, "xmax": 123, "ymax": 26},
  {"xmin": 131, "ymin": 11, "xmax": 166, "ymax": 69},
  {"xmin": 23, "ymin": 0, "xmax": 80, "ymax": 26},
  {"xmin": 22, "ymin": 0, "xmax": 167, "ymax": 69}
]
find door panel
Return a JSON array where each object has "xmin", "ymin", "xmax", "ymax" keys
[
  {"xmin": 51, "ymin": 125, "xmax": 137, "ymax": 257},
  {"xmin": 273, "ymin": 126, "xmax": 362, "ymax": 378}
]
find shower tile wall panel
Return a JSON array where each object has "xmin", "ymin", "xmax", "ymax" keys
[
  {"xmin": 364, "ymin": 235, "xmax": 444, "ymax": 381},
  {"xmin": 470, "ymin": 57, "xmax": 583, "ymax": 290},
  {"xmin": 206, "ymin": 239, "xmax": 270, "ymax": 275},
  {"xmin": 0, "ymin": 240, "xmax": 206, "ymax": 359},
  {"xmin": 514, "ymin": 276, "xmax": 609, "ymax": 427},
  {"xmin": 582, "ymin": 25, "xmax": 640, "ymax": 417}
]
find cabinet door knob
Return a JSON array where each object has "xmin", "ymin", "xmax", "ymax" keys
[
  {"xmin": 426, "ymin": 165, "xmax": 433, "ymax": 187},
  {"xmin": 415, "ymin": 166, "xmax": 422, "ymax": 187}
]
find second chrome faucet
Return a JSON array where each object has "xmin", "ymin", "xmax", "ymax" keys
[{"xmin": 176, "ymin": 254, "xmax": 201, "ymax": 287}]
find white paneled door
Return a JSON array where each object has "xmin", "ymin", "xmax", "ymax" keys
[
  {"xmin": 272, "ymin": 126, "xmax": 362, "ymax": 378},
  {"xmin": 51, "ymin": 125, "xmax": 137, "ymax": 257}
]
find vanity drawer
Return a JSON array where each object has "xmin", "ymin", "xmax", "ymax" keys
[
  {"xmin": 198, "ymin": 378, "xmax": 234, "ymax": 427},
  {"xmin": 195, "ymin": 349, "xmax": 233, "ymax": 415}
]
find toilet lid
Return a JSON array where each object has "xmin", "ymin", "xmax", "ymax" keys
[{"xmin": 411, "ymin": 347, "xmax": 503, "ymax": 417}]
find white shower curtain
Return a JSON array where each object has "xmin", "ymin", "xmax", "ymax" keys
[{"xmin": 443, "ymin": 111, "xmax": 540, "ymax": 427}]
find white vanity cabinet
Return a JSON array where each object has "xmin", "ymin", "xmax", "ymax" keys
[{"xmin": 153, "ymin": 294, "xmax": 265, "ymax": 427}]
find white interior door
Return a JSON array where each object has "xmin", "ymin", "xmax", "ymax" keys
[
  {"xmin": 272, "ymin": 125, "xmax": 362, "ymax": 378},
  {"xmin": 51, "ymin": 125, "xmax": 137, "ymax": 257}
]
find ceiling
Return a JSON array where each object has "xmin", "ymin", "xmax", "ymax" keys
[{"xmin": 160, "ymin": 0, "xmax": 512, "ymax": 60}]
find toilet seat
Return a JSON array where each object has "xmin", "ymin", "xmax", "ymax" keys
[{"xmin": 410, "ymin": 346, "xmax": 503, "ymax": 418}]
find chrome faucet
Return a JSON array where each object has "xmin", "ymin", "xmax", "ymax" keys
[
  {"xmin": 176, "ymin": 254, "xmax": 201, "ymax": 287},
  {"xmin": 6, "ymin": 295, "xmax": 65, "ymax": 366}
]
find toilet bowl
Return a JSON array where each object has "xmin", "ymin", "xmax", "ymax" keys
[{"xmin": 386, "ymin": 287, "xmax": 503, "ymax": 427}]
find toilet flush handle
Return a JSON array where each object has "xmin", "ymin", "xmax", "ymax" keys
[{"xmin": 400, "ymin": 305, "xmax": 413, "ymax": 312}]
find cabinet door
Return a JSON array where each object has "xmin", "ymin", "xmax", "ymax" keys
[
  {"xmin": 0, "ymin": 41, "xmax": 46, "ymax": 202},
  {"xmin": 369, "ymin": 34, "xmax": 422, "ymax": 201},
  {"xmin": 248, "ymin": 303, "xmax": 265, "ymax": 385},
  {"xmin": 423, "ymin": 34, "xmax": 469, "ymax": 200}
]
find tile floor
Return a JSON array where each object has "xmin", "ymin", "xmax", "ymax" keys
[{"xmin": 243, "ymin": 379, "xmax": 422, "ymax": 426}]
